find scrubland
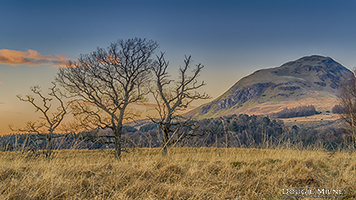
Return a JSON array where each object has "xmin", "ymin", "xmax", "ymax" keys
[{"xmin": 1, "ymin": 147, "xmax": 356, "ymax": 199}]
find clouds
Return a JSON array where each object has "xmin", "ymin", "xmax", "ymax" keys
[{"xmin": 0, "ymin": 49, "xmax": 68, "ymax": 67}]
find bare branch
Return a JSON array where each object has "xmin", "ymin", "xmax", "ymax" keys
[
  {"xmin": 150, "ymin": 53, "xmax": 210, "ymax": 155},
  {"xmin": 15, "ymin": 83, "xmax": 68, "ymax": 158},
  {"xmin": 337, "ymin": 69, "xmax": 356, "ymax": 148},
  {"xmin": 56, "ymin": 38, "xmax": 158, "ymax": 159}
]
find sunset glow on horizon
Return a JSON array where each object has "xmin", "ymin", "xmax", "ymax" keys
[{"xmin": 1, "ymin": 0, "xmax": 356, "ymax": 135}]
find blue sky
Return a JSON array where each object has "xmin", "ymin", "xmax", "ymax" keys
[{"xmin": 1, "ymin": 0, "xmax": 356, "ymax": 134}]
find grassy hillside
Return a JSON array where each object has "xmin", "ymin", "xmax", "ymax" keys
[
  {"xmin": 1, "ymin": 148, "xmax": 356, "ymax": 199},
  {"xmin": 189, "ymin": 55, "xmax": 352, "ymax": 119}
]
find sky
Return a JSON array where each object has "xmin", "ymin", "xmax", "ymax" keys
[{"xmin": 1, "ymin": 0, "xmax": 356, "ymax": 135}]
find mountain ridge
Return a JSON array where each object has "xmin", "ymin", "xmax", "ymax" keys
[{"xmin": 188, "ymin": 55, "xmax": 352, "ymax": 119}]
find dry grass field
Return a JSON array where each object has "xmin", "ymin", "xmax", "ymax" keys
[{"xmin": 1, "ymin": 147, "xmax": 356, "ymax": 199}]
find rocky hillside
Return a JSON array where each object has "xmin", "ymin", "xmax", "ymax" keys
[{"xmin": 189, "ymin": 55, "xmax": 352, "ymax": 119}]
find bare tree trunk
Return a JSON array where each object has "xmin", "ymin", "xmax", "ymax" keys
[
  {"xmin": 162, "ymin": 130, "xmax": 169, "ymax": 156},
  {"xmin": 46, "ymin": 133, "xmax": 52, "ymax": 158},
  {"xmin": 114, "ymin": 135, "xmax": 121, "ymax": 159},
  {"xmin": 113, "ymin": 126, "xmax": 122, "ymax": 159}
]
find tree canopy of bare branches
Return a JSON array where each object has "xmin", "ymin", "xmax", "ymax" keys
[
  {"xmin": 338, "ymin": 69, "xmax": 356, "ymax": 148},
  {"xmin": 56, "ymin": 38, "xmax": 158, "ymax": 159},
  {"xmin": 150, "ymin": 53, "xmax": 210, "ymax": 155},
  {"xmin": 13, "ymin": 83, "xmax": 67, "ymax": 158}
]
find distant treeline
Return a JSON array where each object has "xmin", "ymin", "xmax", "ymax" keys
[
  {"xmin": 273, "ymin": 105, "xmax": 319, "ymax": 118},
  {"xmin": 332, "ymin": 105, "xmax": 347, "ymax": 114},
  {"xmin": 0, "ymin": 114, "xmax": 351, "ymax": 152},
  {"xmin": 0, "ymin": 133, "xmax": 108, "ymax": 152},
  {"xmin": 130, "ymin": 114, "xmax": 285, "ymax": 148},
  {"xmin": 0, "ymin": 126, "xmax": 138, "ymax": 152},
  {"xmin": 129, "ymin": 114, "xmax": 347, "ymax": 150}
]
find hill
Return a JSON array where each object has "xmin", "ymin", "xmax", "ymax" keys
[{"xmin": 189, "ymin": 55, "xmax": 352, "ymax": 119}]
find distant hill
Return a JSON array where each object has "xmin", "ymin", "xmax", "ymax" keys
[{"xmin": 188, "ymin": 55, "xmax": 352, "ymax": 119}]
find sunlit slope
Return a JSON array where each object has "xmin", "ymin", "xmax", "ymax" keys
[{"xmin": 189, "ymin": 55, "xmax": 352, "ymax": 118}]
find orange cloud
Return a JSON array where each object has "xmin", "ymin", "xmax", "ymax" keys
[
  {"xmin": 0, "ymin": 81, "xmax": 3, "ymax": 84},
  {"xmin": 0, "ymin": 49, "xmax": 68, "ymax": 67}
]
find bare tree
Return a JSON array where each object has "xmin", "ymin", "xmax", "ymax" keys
[
  {"xmin": 150, "ymin": 53, "xmax": 210, "ymax": 155},
  {"xmin": 338, "ymin": 70, "xmax": 356, "ymax": 148},
  {"xmin": 14, "ymin": 83, "xmax": 67, "ymax": 158},
  {"xmin": 56, "ymin": 38, "xmax": 158, "ymax": 159}
]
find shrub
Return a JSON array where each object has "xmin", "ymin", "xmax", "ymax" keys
[{"xmin": 332, "ymin": 105, "xmax": 347, "ymax": 114}]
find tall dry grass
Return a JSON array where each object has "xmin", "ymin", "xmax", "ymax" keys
[{"xmin": 1, "ymin": 147, "xmax": 356, "ymax": 199}]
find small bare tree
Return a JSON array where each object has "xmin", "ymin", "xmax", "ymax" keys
[
  {"xmin": 150, "ymin": 53, "xmax": 210, "ymax": 155},
  {"xmin": 56, "ymin": 38, "xmax": 158, "ymax": 159},
  {"xmin": 338, "ymin": 70, "xmax": 356, "ymax": 148},
  {"xmin": 14, "ymin": 83, "xmax": 67, "ymax": 158}
]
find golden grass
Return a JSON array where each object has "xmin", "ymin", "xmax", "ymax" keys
[{"xmin": 1, "ymin": 148, "xmax": 356, "ymax": 199}]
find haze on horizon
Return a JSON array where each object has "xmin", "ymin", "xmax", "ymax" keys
[{"xmin": 1, "ymin": 0, "xmax": 356, "ymax": 135}]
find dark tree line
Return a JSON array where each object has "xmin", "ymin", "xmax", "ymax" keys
[
  {"xmin": 3, "ymin": 114, "xmax": 350, "ymax": 152},
  {"xmin": 273, "ymin": 105, "xmax": 318, "ymax": 118},
  {"xmin": 0, "ymin": 126, "xmax": 139, "ymax": 152}
]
